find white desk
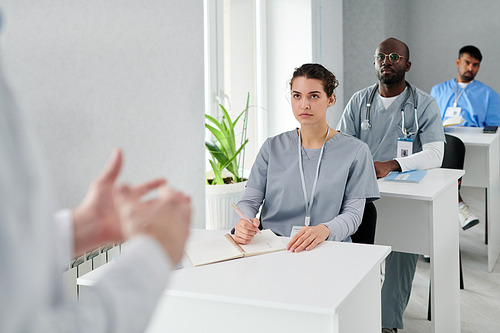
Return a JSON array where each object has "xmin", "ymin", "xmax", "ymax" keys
[
  {"xmin": 79, "ymin": 229, "xmax": 390, "ymax": 333},
  {"xmin": 375, "ymin": 168, "xmax": 464, "ymax": 333},
  {"xmin": 444, "ymin": 126, "xmax": 500, "ymax": 272}
]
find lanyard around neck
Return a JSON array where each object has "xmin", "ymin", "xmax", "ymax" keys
[
  {"xmin": 298, "ymin": 127, "xmax": 330, "ymax": 226},
  {"xmin": 454, "ymin": 80, "xmax": 468, "ymax": 107}
]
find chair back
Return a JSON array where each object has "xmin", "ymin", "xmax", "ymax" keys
[
  {"xmin": 351, "ymin": 202, "xmax": 377, "ymax": 244},
  {"xmin": 441, "ymin": 134, "xmax": 466, "ymax": 170}
]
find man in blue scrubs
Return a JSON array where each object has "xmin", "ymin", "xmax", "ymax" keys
[
  {"xmin": 431, "ymin": 45, "xmax": 500, "ymax": 230},
  {"xmin": 338, "ymin": 38, "xmax": 445, "ymax": 333}
]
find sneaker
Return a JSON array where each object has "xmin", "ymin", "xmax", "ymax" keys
[
  {"xmin": 458, "ymin": 202, "xmax": 479, "ymax": 230},
  {"xmin": 382, "ymin": 328, "xmax": 397, "ymax": 333}
]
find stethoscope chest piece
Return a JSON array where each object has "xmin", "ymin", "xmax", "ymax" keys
[{"xmin": 361, "ymin": 119, "xmax": 371, "ymax": 131}]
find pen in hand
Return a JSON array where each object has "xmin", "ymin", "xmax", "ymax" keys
[{"xmin": 230, "ymin": 203, "xmax": 261, "ymax": 234}]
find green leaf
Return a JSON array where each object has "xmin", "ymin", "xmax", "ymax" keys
[
  {"xmin": 205, "ymin": 141, "xmax": 229, "ymax": 166},
  {"xmin": 219, "ymin": 139, "xmax": 249, "ymax": 181},
  {"xmin": 205, "ymin": 123, "xmax": 230, "ymax": 152},
  {"xmin": 218, "ymin": 105, "xmax": 236, "ymax": 150},
  {"xmin": 208, "ymin": 159, "xmax": 224, "ymax": 185},
  {"xmin": 205, "ymin": 93, "xmax": 251, "ymax": 184},
  {"xmin": 232, "ymin": 94, "xmax": 250, "ymax": 128},
  {"xmin": 205, "ymin": 114, "xmax": 224, "ymax": 132}
]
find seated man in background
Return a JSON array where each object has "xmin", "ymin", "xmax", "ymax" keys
[
  {"xmin": 338, "ymin": 37, "xmax": 445, "ymax": 333},
  {"xmin": 431, "ymin": 45, "xmax": 500, "ymax": 230}
]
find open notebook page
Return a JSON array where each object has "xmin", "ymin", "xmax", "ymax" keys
[
  {"xmin": 239, "ymin": 229, "xmax": 287, "ymax": 256},
  {"xmin": 185, "ymin": 235, "xmax": 244, "ymax": 267}
]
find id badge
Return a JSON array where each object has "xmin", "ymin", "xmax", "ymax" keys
[
  {"xmin": 290, "ymin": 225, "xmax": 303, "ymax": 237},
  {"xmin": 397, "ymin": 137, "xmax": 413, "ymax": 158},
  {"xmin": 445, "ymin": 106, "xmax": 461, "ymax": 118}
]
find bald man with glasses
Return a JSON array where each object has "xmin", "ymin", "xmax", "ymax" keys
[{"xmin": 337, "ymin": 38, "xmax": 445, "ymax": 333}]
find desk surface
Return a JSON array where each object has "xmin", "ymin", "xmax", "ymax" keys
[
  {"xmin": 79, "ymin": 229, "xmax": 390, "ymax": 316},
  {"xmin": 378, "ymin": 168, "xmax": 464, "ymax": 201},
  {"xmin": 445, "ymin": 126, "xmax": 499, "ymax": 146}
]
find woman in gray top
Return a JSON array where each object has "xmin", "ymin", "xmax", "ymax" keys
[{"xmin": 233, "ymin": 63, "xmax": 379, "ymax": 253}]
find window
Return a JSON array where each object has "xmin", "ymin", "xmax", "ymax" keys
[{"xmin": 204, "ymin": 0, "xmax": 312, "ymax": 173}]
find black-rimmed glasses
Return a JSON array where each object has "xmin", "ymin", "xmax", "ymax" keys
[{"xmin": 374, "ymin": 52, "xmax": 406, "ymax": 64}]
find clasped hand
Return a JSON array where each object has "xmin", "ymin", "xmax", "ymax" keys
[
  {"xmin": 234, "ymin": 218, "xmax": 329, "ymax": 253},
  {"xmin": 72, "ymin": 149, "xmax": 191, "ymax": 264}
]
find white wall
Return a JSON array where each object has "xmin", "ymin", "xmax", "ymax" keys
[
  {"xmin": 312, "ymin": 0, "xmax": 344, "ymax": 129},
  {"xmin": 0, "ymin": 1, "xmax": 206, "ymax": 228},
  {"xmin": 221, "ymin": 0, "xmax": 259, "ymax": 172},
  {"xmin": 267, "ymin": 0, "xmax": 312, "ymax": 137}
]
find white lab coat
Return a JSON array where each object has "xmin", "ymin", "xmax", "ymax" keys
[{"xmin": 0, "ymin": 61, "xmax": 172, "ymax": 332}]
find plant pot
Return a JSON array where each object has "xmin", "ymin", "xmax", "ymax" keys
[{"xmin": 205, "ymin": 181, "xmax": 247, "ymax": 230}]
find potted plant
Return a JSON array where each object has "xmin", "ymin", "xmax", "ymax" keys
[{"xmin": 205, "ymin": 93, "xmax": 250, "ymax": 230}]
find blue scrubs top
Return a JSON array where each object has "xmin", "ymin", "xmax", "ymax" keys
[
  {"xmin": 430, "ymin": 79, "xmax": 500, "ymax": 127},
  {"xmin": 246, "ymin": 130, "xmax": 379, "ymax": 238}
]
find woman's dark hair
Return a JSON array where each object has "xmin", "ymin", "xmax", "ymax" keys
[{"xmin": 290, "ymin": 63, "xmax": 339, "ymax": 98}]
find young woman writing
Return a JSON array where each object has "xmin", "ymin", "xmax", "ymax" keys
[{"xmin": 233, "ymin": 63, "xmax": 379, "ymax": 252}]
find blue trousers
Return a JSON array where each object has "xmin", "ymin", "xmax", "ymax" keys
[{"xmin": 381, "ymin": 251, "xmax": 419, "ymax": 329}]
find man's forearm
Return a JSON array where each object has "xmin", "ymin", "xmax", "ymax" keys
[{"xmin": 374, "ymin": 160, "xmax": 401, "ymax": 178}]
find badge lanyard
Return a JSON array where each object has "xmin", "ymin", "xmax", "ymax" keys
[
  {"xmin": 454, "ymin": 80, "xmax": 467, "ymax": 107},
  {"xmin": 298, "ymin": 127, "xmax": 330, "ymax": 226},
  {"xmin": 397, "ymin": 85, "xmax": 418, "ymax": 157}
]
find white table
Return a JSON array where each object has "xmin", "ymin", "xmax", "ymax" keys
[
  {"xmin": 444, "ymin": 126, "xmax": 500, "ymax": 272},
  {"xmin": 375, "ymin": 168, "xmax": 464, "ymax": 333},
  {"xmin": 79, "ymin": 229, "xmax": 390, "ymax": 333}
]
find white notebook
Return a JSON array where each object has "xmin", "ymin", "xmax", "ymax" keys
[
  {"xmin": 185, "ymin": 229, "xmax": 286, "ymax": 267},
  {"xmin": 443, "ymin": 116, "xmax": 464, "ymax": 127}
]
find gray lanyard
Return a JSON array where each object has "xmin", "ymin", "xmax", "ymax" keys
[
  {"xmin": 454, "ymin": 80, "xmax": 467, "ymax": 107},
  {"xmin": 298, "ymin": 127, "xmax": 330, "ymax": 226}
]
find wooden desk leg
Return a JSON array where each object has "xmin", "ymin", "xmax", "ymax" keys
[
  {"xmin": 488, "ymin": 137, "xmax": 500, "ymax": 272},
  {"xmin": 430, "ymin": 184, "xmax": 460, "ymax": 333}
]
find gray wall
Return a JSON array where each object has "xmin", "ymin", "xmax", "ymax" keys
[
  {"xmin": 407, "ymin": 0, "xmax": 500, "ymax": 94},
  {"xmin": 343, "ymin": 0, "xmax": 410, "ymax": 104},
  {"xmin": 0, "ymin": 1, "xmax": 206, "ymax": 228},
  {"xmin": 342, "ymin": 0, "xmax": 500, "ymax": 104},
  {"xmin": 312, "ymin": 0, "xmax": 345, "ymax": 128}
]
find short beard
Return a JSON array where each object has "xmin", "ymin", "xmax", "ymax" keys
[
  {"xmin": 376, "ymin": 69, "xmax": 406, "ymax": 85},
  {"xmin": 460, "ymin": 72, "xmax": 475, "ymax": 82}
]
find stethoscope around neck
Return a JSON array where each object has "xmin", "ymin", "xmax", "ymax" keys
[{"xmin": 361, "ymin": 81, "xmax": 419, "ymax": 139}]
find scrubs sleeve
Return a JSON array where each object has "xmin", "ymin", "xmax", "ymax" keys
[
  {"xmin": 485, "ymin": 90, "xmax": 500, "ymax": 127},
  {"xmin": 429, "ymin": 85, "xmax": 438, "ymax": 103},
  {"xmin": 416, "ymin": 97, "xmax": 445, "ymax": 145},
  {"xmin": 323, "ymin": 198, "xmax": 365, "ymax": 242},
  {"xmin": 336, "ymin": 97, "xmax": 359, "ymax": 137},
  {"xmin": 396, "ymin": 141, "xmax": 444, "ymax": 172},
  {"xmin": 232, "ymin": 186, "xmax": 264, "ymax": 227},
  {"xmin": 344, "ymin": 142, "xmax": 380, "ymax": 202},
  {"xmin": 246, "ymin": 138, "xmax": 270, "ymax": 193}
]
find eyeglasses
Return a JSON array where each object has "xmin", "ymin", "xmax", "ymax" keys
[{"xmin": 374, "ymin": 52, "xmax": 406, "ymax": 64}]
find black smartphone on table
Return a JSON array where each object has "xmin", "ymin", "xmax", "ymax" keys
[{"xmin": 483, "ymin": 126, "xmax": 498, "ymax": 133}]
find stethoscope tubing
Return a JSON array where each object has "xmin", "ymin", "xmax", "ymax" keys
[{"xmin": 362, "ymin": 81, "xmax": 419, "ymax": 138}]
